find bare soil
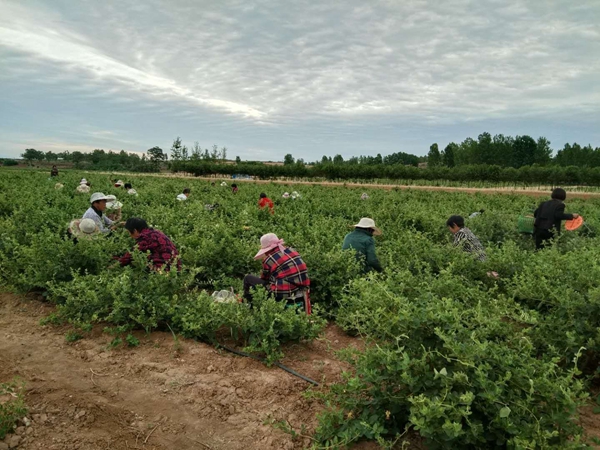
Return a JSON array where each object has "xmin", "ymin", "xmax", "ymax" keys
[
  {"xmin": 2, "ymin": 292, "xmax": 599, "ymax": 449},
  {"xmin": 0, "ymin": 293, "xmax": 392, "ymax": 450}
]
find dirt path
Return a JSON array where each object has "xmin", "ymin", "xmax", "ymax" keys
[
  {"xmin": 86, "ymin": 171, "xmax": 600, "ymax": 199},
  {"xmin": 0, "ymin": 293, "xmax": 377, "ymax": 450},
  {"xmin": 2, "ymin": 292, "xmax": 599, "ymax": 449}
]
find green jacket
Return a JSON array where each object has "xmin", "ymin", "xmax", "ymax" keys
[{"xmin": 342, "ymin": 228, "xmax": 383, "ymax": 273}]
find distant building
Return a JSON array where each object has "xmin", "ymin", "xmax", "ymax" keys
[{"xmin": 418, "ymin": 162, "xmax": 428, "ymax": 169}]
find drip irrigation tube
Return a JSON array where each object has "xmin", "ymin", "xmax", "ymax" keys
[{"xmin": 209, "ymin": 340, "xmax": 319, "ymax": 386}]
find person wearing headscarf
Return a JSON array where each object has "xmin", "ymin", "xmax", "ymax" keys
[
  {"xmin": 105, "ymin": 195, "xmax": 123, "ymax": 222},
  {"xmin": 50, "ymin": 165, "xmax": 59, "ymax": 177},
  {"xmin": 67, "ymin": 218, "xmax": 101, "ymax": 242},
  {"xmin": 342, "ymin": 218, "xmax": 383, "ymax": 273},
  {"xmin": 243, "ymin": 233, "xmax": 311, "ymax": 314},
  {"xmin": 76, "ymin": 179, "xmax": 90, "ymax": 194}
]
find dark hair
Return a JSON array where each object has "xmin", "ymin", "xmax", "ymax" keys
[
  {"xmin": 183, "ymin": 188, "xmax": 191, "ymax": 194},
  {"xmin": 125, "ymin": 218, "xmax": 149, "ymax": 233},
  {"xmin": 446, "ymin": 215, "xmax": 465, "ymax": 228},
  {"xmin": 124, "ymin": 183, "xmax": 132, "ymax": 189},
  {"xmin": 52, "ymin": 165, "xmax": 57, "ymax": 168},
  {"xmin": 232, "ymin": 184, "xmax": 237, "ymax": 188},
  {"xmin": 259, "ymin": 193, "xmax": 267, "ymax": 198},
  {"xmin": 551, "ymin": 188, "xmax": 567, "ymax": 201}
]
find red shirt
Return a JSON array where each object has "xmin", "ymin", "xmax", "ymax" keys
[{"xmin": 258, "ymin": 197, "xmax": 274, "ymax": 214}]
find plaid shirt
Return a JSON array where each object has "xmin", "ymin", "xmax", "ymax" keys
[
  {"xmin": 118, "ymin": 228, "xmax": 181, "ymax": 270},
  {"xmin": 453, "ymin": 227, "xmax": 486, "ymax": 262},
  {"xmin": 261, "ymin": 247, "xmax": 309, "ymax": 297}
]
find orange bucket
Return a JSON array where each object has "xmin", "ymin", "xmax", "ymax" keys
[{"xmin": 565, "ymin": 216, "xmax": 584, "ymax": 231}]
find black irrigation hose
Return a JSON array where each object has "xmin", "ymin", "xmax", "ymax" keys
[{"xmin": 208, "ymin": 339, "xmax": 320, "ymax": 386}]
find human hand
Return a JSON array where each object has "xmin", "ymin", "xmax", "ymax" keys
[{"xmin": 572, "ymin": 214, "xmax": 580, "ymax": 219}]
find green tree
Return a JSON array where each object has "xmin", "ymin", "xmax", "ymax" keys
[
  {"xmin": 170, "ymin": 137, "xmax": 183, "ymax": 161},
  {"xmin": 512, "ymin": 135, "xmax": 537, "ymax": 167},
  {"xmin": 45, "ymin": 151, "xmax": 58, "ymax": 161},
  {"xmin": 534, "ymin": 137, "xmax": 552, "ymax": 166},
  {"xmin": 284, "ymin": 154, "xmax": 295, "ymax": 165},
  {"xmin": 333, "ymin": 154, "xmax": 344, "ymax": 165},
  {"xmin": 147, "ymin": 146, "xmax": 166, "ymax": 165},
  {"xmin": 441, "ymin": 143, "xmax": 457, "ymax": 167},
  {"xmin": 235, "ymin": 156, "xmax": 241, "ymax": 164},
  {"xmin": 21, "ymin": 148, "xmax": 45, "ymax": 164},
  {"xmin": 427, "ymin": 143, "xmax": 441, "ymax": 167}
]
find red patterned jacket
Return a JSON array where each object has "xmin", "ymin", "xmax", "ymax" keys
[{"xmin": 118, "ymin": 228, "xmax": 181, "ymax": 271}]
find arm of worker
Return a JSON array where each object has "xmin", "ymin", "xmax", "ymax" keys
[
  {"xmin": 365, "ymin": 238, "xmax": 383, "ymax": 273},
  {"xmin": 554, "ymin": 203, "xmax": 576, "ymax": 221},
  {"xmin": 103, "ymin": 215, "xmax": 114, "ymax": 227},
  {"xmin": 260, "ymin": 262, "xmax": 271, "ymax": 281}
]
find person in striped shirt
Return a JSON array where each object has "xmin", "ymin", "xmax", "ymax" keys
[
  {"xmin": 243, "ymin": 233, "xmax": 311, "ymax": 314},
  {"xmin": 446, "ymin": 215, "xmax": 487, "ymax": 262}
]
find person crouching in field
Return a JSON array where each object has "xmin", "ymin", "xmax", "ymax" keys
[
  {"xmin": 258, "ymin": 193, "xmax": 274, "ymax": 214},
  {"xmin": 243, "ymin": 233, "xmax": 311, "ymax": 314},
  {"xmin": 83, "ymin": 193, "xmax": 121, "ymax": 234},
  {"xmin": 177, "ymin": 188, "xmax": 191, "ymax": 201},
  {"xmin": 115, "ymin": 218, "xmax": 181, "ymax": 271},
  {"xmin": 50, "ymin": 165, "xmax": 58, "ymax": 177},
  {"xmin": 67, "ymin": 218, "xmax": 100, "ymax": 243},
  {"xmin": 446, "ymin": 215, "xmax": 487, "ymax": 261},
  {"xmin": 342, "ymin": 218, "xmax": 383, "ymax": 273},
  {"xmin": 124, "ymin": 182, "xmax": 138, "ymax": 196},
  {"xmin": 533, "ymin": 188, "xmax": 579, "ymax": 250},
  {"xmin": 105, "ymin": 195, "xmax": 123, "ymax": 222}
]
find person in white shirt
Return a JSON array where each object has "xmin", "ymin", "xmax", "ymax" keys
[
  {"xmin": 82, "ymin": 192, "xmax": 117, "ymax": 233},
  {"xmin": 177, "ymin": 188, "xmax": 191, "ymax": 201}
]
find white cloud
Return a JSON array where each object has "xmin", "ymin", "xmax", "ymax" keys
[{"xmin": 0, "ymin": 0, "xmax": 598, "ymax": 159}]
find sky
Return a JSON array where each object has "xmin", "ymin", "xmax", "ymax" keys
[{"xmin": 0, "ymin": 0, "xmax": 599, "ymax": 161}]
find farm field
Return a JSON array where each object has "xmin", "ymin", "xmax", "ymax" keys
[{"xmin": 3, "ymin": 169, "xmax": 600, "ymax": 448}]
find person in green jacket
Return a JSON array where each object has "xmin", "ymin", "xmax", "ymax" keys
[{"xmin": 342, "ymin": 217, "xmax": 383, "ymax": 273}]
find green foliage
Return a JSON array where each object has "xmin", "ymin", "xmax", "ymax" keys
[
  {"xmin": 1, "ymin": 159, "xmax": 18, "ymax": 166},
  {"xmin": 2, "ymin": 169, "xmax": 600, "ymax": 447},
  {"xmin": 0, "ymin": 379, "xmax": 27, "ymax": 440}
]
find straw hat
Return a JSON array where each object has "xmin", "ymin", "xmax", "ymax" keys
[
  {"xmin": 354, "ymin": 218, "xmax": 381, "ymax": 235},
  {"xmin": 69, "ymin": 218, "xmax": 100, "ymax": 239},
  {"xmin": 253, "ymin": 233, "xmax": 286, "ymax": 260}
]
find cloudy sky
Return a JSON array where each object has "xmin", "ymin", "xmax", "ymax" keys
[{"xmin": 1, "ymin": 0, "xmax": 598, "ymax": 161}]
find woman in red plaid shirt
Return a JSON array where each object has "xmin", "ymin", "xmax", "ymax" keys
[{"xmin": 243, "ymin": 233, "xmax": 311, "ymax": 314}]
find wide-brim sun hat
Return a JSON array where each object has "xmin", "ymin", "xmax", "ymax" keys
[
  {"xmin": 253, "ymin": 233, "xmax": 286, "ymax": 260},
  {"xmin": 80, "ymin": 179, "xmax": 88, "ymax": 184},
  {"xmin": 105, "ymin": 195, "xmax": 123, "ymax": 209},
  {"xmin": 69, "ymin": 218, "xmax": 100, "ymax": 239},
  {"xmin": 354, "ymin": 217, "xmax": 381, "ymax": 235},
  {"xmin": 90, "ymin": 192, "xmax": 110, "ymax": 203}
]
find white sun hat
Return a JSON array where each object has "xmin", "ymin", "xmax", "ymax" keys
[
  {"xmin": 105, "ymin": 195, "xmax": 123, "ymax": 209},
  {"xmin": 69, "ymin": 218, "xmax": 100, "ymax": 239},
  {"xmin": 282, "ymin": 192, "xmax": 290, "ymax": 198},
  {"xmin": 90, "ymin": 192, "xmax": 110, "ymax": 203},
  {"xmin": 354, "ymin": 217, "xmax": 381, "ymax": 235},
  {"xmin": 80, "ymin": 178, "xmax": 88, "ymax": 185}
]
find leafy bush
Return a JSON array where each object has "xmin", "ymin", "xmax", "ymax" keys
[
  {"xmin": 316, "ymin": 276, "xmax": 587, "ymax": 449},
  {"xmin": 0, "ymin": 379, "xmax": 27, "ymax": 440}
]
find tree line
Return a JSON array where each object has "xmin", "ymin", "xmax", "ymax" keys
[{"xmin": 426, "ymin": 133, "xmax": 600, "ymax": 168}]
